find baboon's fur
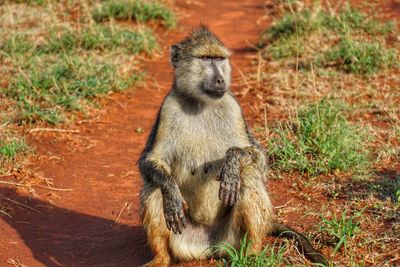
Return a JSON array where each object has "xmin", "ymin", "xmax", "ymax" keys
[
  {"xmin": 172, "ymin": 25, "xmax": 231, "ymax": 62},
  {"xmin": 139, "ymin": 26, "xmax": 327, "ymax": 266}
]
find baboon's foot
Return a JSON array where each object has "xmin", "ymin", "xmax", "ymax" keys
[{"xmin": 142, "ymin": 256, "xmax": 171, "ymax": 267}]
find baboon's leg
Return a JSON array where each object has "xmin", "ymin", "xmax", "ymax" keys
[
  {"xmin": 140, "ymin": 185, "xmax": 172, "ymax": 267},
  {"xmin": 220, "ymin": 156, "xmax": 273, "ymax": 253},
  {"xmin": 239, "ymin": 162, "xmax": 273, "ymax": 252}
]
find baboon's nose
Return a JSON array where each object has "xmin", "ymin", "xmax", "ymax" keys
[{"xmin": 215, "ymin": 75, "xmax": 225, "ymax": 89}]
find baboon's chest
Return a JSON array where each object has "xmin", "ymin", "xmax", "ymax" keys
[{"xmin": 171, "ymin": 109, "xmax": 246, "ymax": 165}]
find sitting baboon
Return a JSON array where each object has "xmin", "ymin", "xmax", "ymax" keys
[{"xmin": 139, "ymin": 26, "xmax": 327, "ymax": 266}]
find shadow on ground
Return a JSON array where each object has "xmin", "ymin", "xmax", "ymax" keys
[
  {"xmin": 323, "ymin": 168, "xmax": 400, "ymax": 203},
  {"xmin": 0, "ymin": 188, "xmax": 151, "ymax": 267}
]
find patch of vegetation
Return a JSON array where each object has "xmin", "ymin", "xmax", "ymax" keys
[
  {"xmin": 1, "ymin": 25, "xmax": 157, "ymax": 56},
  {"xmin": 2, "ymin": 55, "xmax": 141, "ymax": 124},
  {"xmin": 318, "ymin": 210, "xmax": 361, "ymax": 254},
  {"xmin": 263, "ymin": 4, "xmax": 395, "ymax": 42},
  {"xmin": 323, "ymin": 5, "xmax": 395, "ymax": 35},
  {"xmin": 267, "ymin": 34, "xmax": 305, "ymax": 59},
  {"xmin": 268, "ymin": 100, "xmax": 369, "ymax": 176},
  {"xmin": 261, "ymin": 3, "xmax": 397, "ymax": 75},
  {"xmin": 373, "ymin": 176, "xmax": 400, "ymax": 203},
  {"xmin": 0, "ymin": 5, "xmax": 162, "ymax": 124},
  {"xmin": 92, "ymin": 0, "xmax": 176, "ymax": 28},
  {"xmin": 38, "ymin": 26, "xmax": 157, "ymax": 55},
  {"xmin": 324, "ymin": 37, "xmax": 397, "ymax": 75},
  {"xmin": 264, "ymin": 10, "xmax": 318, "ymax": 41},
  {"xmin": 212, "ymin": 234, "xmax": 286, "ymax": 267},
  {"xmin": 0, "ymin": 138, "xmax": 29, "ymax": 161},
  {"xmin": 0, "ymin": 34, "xmax": 33, "ymax": 55}
]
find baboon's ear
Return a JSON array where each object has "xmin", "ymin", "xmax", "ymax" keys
[{"xmin": 170, "ymin": 44, "xmax": 180, "ymax": 68}]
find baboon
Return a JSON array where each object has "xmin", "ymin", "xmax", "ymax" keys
[{"xmin": 139, "ymin": 26, "xmax": 327, "ymax": 266}]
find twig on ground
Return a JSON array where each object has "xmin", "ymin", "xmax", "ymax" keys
[
  {"xmin": 114, "ymin": 202, "xmax": 131, "ymax": 223},
  {"xmin": 7, "ymin": 258, "xmax": 28, "ymax": 267},
  {"xmin": 0, "ymin": 209, "xmax": 12, "ymax": 218},
  {"xmin": 28, "ymin": 128, "xmax": 80, "ymax": 134},
  {"xmin": 274, "ymin": 199, "xmax": 294, "ymax": 209},
  {"xmin": 0, "ymin": 194, "xmax": 41, "ymax": 214},
  {"xmin": 0, "ymin": 180, "xmax": 73, "ymax": 192}
]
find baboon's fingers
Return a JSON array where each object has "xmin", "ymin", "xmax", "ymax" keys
[
  {"xmin": 223, "ymin": 189, "xmax": 230, "ymax": 206},
  {"xmin": 166, "ymin": 219, "xmax": 171, "ymax": 231},
  {"xmin": 174, "ymin": 213, "xmax": 183, "ymax": 234},
  {"xmin": 218, "ymin": 183, "xmax": 225, "ymax": 200},
  {"xmin": 228, "ymin": 190, "xmax": 236, "ymax": 206},
  {"xmin": 179, "ymin": 210, "xmax": 187, "ymax": 228},
  {"xmin": 171, "ymin": 221, "xmax": 178, "ymax": 234}
]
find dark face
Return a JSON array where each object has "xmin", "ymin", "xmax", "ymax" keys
[
  {"xmin": 197, "ymin": 57, "xmax": 230, "ymax": 99},
  {"xmin": 200, "ymin": 57, "xmax": 228, "ymax": 99},
  {"xmin": 171, "ymin": 45, "xmax": 232, "ymax": 103}
]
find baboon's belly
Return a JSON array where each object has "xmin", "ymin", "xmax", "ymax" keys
[{"xmin": 175, "ymin": 166, "xmax": 228, "ymax": 226}]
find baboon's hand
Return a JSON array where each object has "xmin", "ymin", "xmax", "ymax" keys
[
  {"xmin": 162, "ymin": 191, "xmax": 187, "ymax": 235},
  {"xmin": 218, "ymin": 147, "xmax": 242, "ymax": 206}
]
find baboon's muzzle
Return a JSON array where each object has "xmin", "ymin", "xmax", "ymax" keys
[{"xmin": 203, "ymin": 74, "xmax": 227, "ymax": 99}]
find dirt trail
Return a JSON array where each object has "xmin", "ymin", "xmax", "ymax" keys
[{"xmin": 0, "ymin": 1, "xmax": 271, "ymax": 266}]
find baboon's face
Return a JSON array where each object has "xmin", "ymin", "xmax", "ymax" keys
[
  {"xmin": 171, "ymin": 44, "xmax": 231, "ymax": 102},
  {"xmin": 195, "ymin": 56, "xmax": 231, "ymax": 99},
  {"xmin": 173, "ymin": 56, "xmax": 231, "ymax": 102}
]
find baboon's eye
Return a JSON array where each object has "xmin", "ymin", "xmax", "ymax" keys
[
  {"xmin": 200, "ymin": 56, "xmax": 211, "ymax": 61},
  {"xmin": 214, "ymin": 57, "xmax": 225, "ymax": 61}
]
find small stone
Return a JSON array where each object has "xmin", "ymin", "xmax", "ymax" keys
[{"xmin": 135, "ymin": 127, "xmax": 144, "ymax": 134}]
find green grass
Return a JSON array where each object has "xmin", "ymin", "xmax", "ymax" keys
[
  {"xmin": 323, "ymin": 4, "xmax": 395, "ymax": 35},
  {"xmin": 0, "ymin": 34, "xmax": 33, "ymax": 55},
  {"xmin": 92, "ymin": 0, "xmax": 176, "ymax": 28},
  {"xmin": 263, "ymin": 10, "xmax": 317, "ymax": 41},
  {"xmin": 0, "ymin": 13, "xmax": 159, "ymax": 124},
  {"xmin": 263, "ymin": 4, "xmax": 395, "ymax": 42},
  {"xmin": 261, "ymin": 3, "xmax": 398, "ymax": 74},
  {"xmin": 268, "ymin": 100, "xmax": 369, "ymax": 176},
  {"xmin": 1, "ymin": 25, "xmax": 158, "ymax": 56},
  {"xmin": 212, "ymin": 234, "xmax": 286, "ymax": 267},
  {"xmin": 267, "ymin": 34, "xmax": 305, "ymax": 59},
  {"xmin": 38, "ymin": 25, "xmax": 157, "ymax": 55},
  {"xmin": 2, "ymin": 55, "xmax": 142, "ymax": 124},
  {"xmin": 323, "ymin": 37, "xmax": 397, "ymax": 75},
  {"xmin": 318, "ymin": 210, "xmax": 361, "ymax": 254},
  {"xmin": 0, "ymin": 138, "xmax": 28, "ymax": 161}
]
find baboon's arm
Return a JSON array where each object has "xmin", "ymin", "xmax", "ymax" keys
[
  {"xmin": 218, "ymin": 146, "xmax": 264, "ymax": 206},
  {"xmin": 139, "ymin": 158, "xmax": 187, "ymax": 234},
  {"xmin": 218, "ymin": 116, "xmax": 268, "ymax": 206}
]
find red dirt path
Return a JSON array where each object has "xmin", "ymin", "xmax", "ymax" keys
[{"xmin": 0, "ymin": 1, "xmax": 275, "ymax": 266}]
